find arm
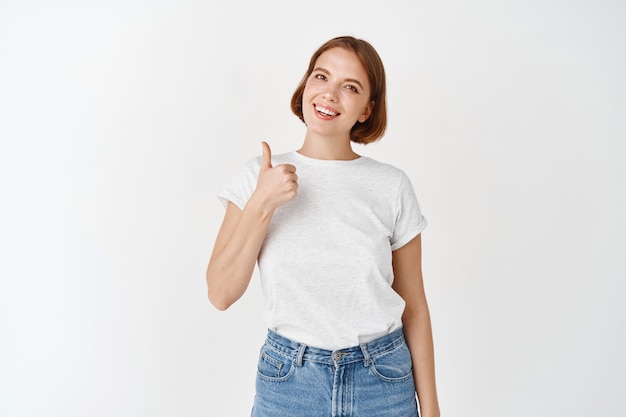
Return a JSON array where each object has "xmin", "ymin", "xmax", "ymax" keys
[
  {"xmin": 392, "ymin": 234, "xmax": 440, "ymax": 417},
  {"xmin": 206, "ymin": 200, "xmax": 272, "ymax": 310},
  {"xmin": 206, "ymin": 142, "xmax": 297, "ymax": 310}
]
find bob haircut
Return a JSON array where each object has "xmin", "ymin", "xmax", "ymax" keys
[{"xmin": 290, "ymin": 36, "xmax": 387, "ymax": 145}]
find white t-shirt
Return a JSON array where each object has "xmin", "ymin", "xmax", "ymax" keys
[{"xmin": 218, "ymin": 151, "xmax": 427, "ymax": 350}]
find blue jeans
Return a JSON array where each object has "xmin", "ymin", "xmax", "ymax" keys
[{"xmin": 251, "ymin": 328, "xmax": 419, "ymax": 417}]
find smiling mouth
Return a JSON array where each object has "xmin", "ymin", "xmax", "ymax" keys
[{"xmin": 315, "ymin": 104, "xmax": 340, "ymax": 117}]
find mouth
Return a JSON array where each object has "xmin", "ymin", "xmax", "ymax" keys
[{"xmin": 314, "ymin": 103, "xmax": 340, "ymax": 118}]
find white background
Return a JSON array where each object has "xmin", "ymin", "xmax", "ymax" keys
[{"xmin": 1, "ymin": 0, "xmax": 625, "ymax": 416}]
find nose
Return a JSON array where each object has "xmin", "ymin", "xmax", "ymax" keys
[{"xmin": 322, "ymin": 83, "xmax": 339, "ymax": 102}]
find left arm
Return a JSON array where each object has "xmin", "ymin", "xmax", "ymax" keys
[{"xmin": 392, "ymin": 234, "xmax": 440, "ymax": 417}]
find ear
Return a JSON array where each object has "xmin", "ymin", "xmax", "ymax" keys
[{"xmin": 358, "ymin": 101, "xmax": 375, "ymax": 123}]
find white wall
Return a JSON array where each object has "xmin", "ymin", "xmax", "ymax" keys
[{"xmin": 1, "ymin": 1, "xmax": 624, "ymax": 416}]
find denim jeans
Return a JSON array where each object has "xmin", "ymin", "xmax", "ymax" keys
[{"xmin": 251, "ymin": 328, "xmax": 419, "ymax": 417}]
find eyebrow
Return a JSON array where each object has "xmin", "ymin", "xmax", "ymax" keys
[{"xmin": 312, "ymin": 67, "xmax": 365, "ymax": 91}]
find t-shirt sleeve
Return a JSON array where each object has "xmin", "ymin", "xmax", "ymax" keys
[
  {"xmin": 390, "ymin": 172, "xmax": 428, "ymax": 251},
  {"xmin": 217, "ymin": 157, "xmax": 260, "ymax": 210}
]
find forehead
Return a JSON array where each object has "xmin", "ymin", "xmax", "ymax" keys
[{"xmin": 314, "ymin": 48, "xmax": 370, "ymax": 88}]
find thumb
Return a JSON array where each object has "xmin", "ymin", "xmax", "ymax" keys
[{"xmin": 261, "ymin": 141, "xmax": 272, "ymax": 170}]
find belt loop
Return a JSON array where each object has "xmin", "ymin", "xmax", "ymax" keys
[
  {"xmin": 360, "ymin": 343, "xmax": 371, "ymax": 367},
  {"xmin": 296, "ymin": 343, "xmax": 306, "ymax": 367}
]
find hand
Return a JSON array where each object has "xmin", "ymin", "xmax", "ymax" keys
[{"xmin": 253, "ymin": 141, "xmax": 298, "ymax": 211}]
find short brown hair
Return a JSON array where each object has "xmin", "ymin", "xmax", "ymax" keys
[{"xmin": 290, "ymin": 36, "xmax": 387, "ymax": 145}]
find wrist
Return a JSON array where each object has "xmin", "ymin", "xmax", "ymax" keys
[
  {"xmin": 246, "ymin": 192, "xmax": 276, "ymax": 221},
  {"xmin": 418, "ymin": 403, "xmax": 440, "ymax": 417}
]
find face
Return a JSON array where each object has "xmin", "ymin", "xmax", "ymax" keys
[{"xmin": 301, "ymin": 47, "xmax": 374, "ymax": 140}]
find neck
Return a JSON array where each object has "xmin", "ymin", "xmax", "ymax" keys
[{"xmin": 298, "ymin": 132, "xmax": 360, "ymax": 161}]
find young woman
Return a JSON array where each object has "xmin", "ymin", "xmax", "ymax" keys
[{"xmin": 206, "ymin": 36, "xmax": 440, "ymax": 417}]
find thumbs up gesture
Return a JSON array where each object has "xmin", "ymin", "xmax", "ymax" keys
[{"xmin": 254, "ymin": 141, "xmax": 298, "ymax": 211}]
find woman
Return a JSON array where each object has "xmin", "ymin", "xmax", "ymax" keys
[{"xmin": 207, "ymin": 35, "xmax": 440, "ymax": 417}]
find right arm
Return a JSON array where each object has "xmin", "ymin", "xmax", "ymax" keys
[{"xmin": 206, "ymin": 142, "xmax": 297, "ymax": 310}]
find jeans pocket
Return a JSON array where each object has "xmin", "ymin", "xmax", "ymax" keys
[
  {"xmin": 369, "ymin": 342, "xmax": 414, "ymax": 383},
  {"xmin": 256, "ymin": 345, "xmax": 296, "ymax": 382}
]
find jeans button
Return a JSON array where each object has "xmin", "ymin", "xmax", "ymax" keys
[{"xmin": 333, "ymin": 351, "xmax": 342, "ymax": 360}]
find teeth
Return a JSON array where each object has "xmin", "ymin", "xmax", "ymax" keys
[{"xmin": 316, "ymin": 105, "xmax": 336, "ymax": 116}]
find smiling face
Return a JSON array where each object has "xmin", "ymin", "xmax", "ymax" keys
[{"xmin": 301, "ymin": 47, "xmax": 374, "ymax": 141}]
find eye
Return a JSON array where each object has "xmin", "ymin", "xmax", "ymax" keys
[
  {"xmin": 345, "ymin": 84, "xmax": 359, "ymax": 93},
  {"xmin": 314, "ymin": 73, "xmax": 327, "ymax": 81}
]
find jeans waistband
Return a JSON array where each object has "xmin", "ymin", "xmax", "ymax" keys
[{"xmin": 264, "ymin": 328, "xmax": 406, "ymax": 367}]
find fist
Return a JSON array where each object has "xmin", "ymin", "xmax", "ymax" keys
[{"xmin": 255, "ymin": 141, "xmax": 298, "ymax": 210}]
